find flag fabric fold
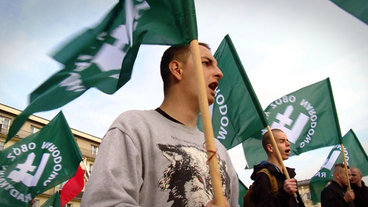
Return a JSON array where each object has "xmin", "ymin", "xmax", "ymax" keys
[
  {"xmin": 331, "ymin": 0, "xmax": 368, "ymax": 25},
  {"xmin": 0, "ymin": 111, "xmax": 82, "ymax": 207},
  {"xmin": 309, "ymin": 129, "xmax": 368, "ymax": 204},
  {"xmin": 243, "ymin": 78, "xmax": 341, "ymax": 168},
  {"xmin": 6, "ymin": 0, "xmax": 198, "ymax": 142},
  {"xmin": 40, "ymin": 192, "xmax": 61, "ymax": 207},
  {"xmin": 60, "ymin": 165, "xmax": 85, "ymax": 206},
  {"xmin": 198, "ymin": 34, "xmax": 267, "ymax": 150}
]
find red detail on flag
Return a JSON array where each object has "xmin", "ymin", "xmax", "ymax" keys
[{"xmin": 60, "ymin": 165, "xmax": 85, "ymax": 206}]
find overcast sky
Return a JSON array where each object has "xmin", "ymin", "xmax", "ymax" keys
[{"xmin": 1, "ymin": 0, "xmax": 367, "ymax": 186}]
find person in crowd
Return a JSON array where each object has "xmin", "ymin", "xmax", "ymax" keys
[
  {"xmin": 321, "ymin": 163, "xmax": 355, "ymax": 207},
  {"xmin": 81, "ymin": 43, "xmax": 238, "ymax": 207},
  {"xmin": 350, "ymin": 166, "xmax": 368, "ymax": 206},
  {"xmin": 250, "ymin": 128, "xmax": 305, "ymax": 207}
]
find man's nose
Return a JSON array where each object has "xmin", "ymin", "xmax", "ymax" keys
[{"xmin": 215, "ymin": 65, "xmax": 223, "ymax": 80}]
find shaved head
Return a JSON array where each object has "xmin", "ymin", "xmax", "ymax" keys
[
  {"xmin": 350, "ymin": 167, "xmax": 363, "ymax": 186},
  {"xmin": 333, "ymin": 163, "xmax": 350, "ymax": 187},
  {"xmin": 262, "ymin": 128, "xmax": 284, "ymax": 153},
  {"xmin": 333, "ymin": 163, "xmax": 346, "ymax": 175}
]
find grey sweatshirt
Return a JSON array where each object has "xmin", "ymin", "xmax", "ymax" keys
[{"xmin": 81, "ymin": 109, "xmax": 239, "ymax": 207}]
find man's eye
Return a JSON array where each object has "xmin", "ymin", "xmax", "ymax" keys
[{"xmin": 202, "ymin": 61, "xmax": 209, "ymax": 66}]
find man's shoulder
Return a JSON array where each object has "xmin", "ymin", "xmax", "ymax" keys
[
  {"xmin": 120, "ymin": 109, "xmax": 154, "ymax": 116},
  {"xmin": 116, "ymin": 109, "xmax": 157, "ymax": 121},
  {"xmin": 322, "ymin": 183, "xmax": 332, "ymax": 191},
  {"xmin": 252, "ymin": 165, "xmax": 277, "ymax": 181},
  {"xmin": 362, "ymin": 182, "xmax": 368, "ymax": 191},
  {"xmin": 256, "ymin": 168, "xmax": 275, "ymax": 181},
  {"xmin": 108, "ymin": 109, "xmax": 160, "ymax": 129},
  {"xmin": 322, "ymin": 181, "xmax": 339, "ymax": 192},
  {"xmin": 251, "ymin": 162, "xmax": 276, "ymax": 179},
  {"xmin": 321, "ymin": 183, "xmax": 333, "ymax": 197},
  {"xmin": 362, "ymin": 180, "xmax": 368, "ymax": 188}
]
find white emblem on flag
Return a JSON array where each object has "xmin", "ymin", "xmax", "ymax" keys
[
  {"xmin": 92, "ymin": 25, "xmax": 130, "ymax": 72},
  {"xmin": 321, "ymin": 150, "xmax": 341, "ymax": 170},
  {"xmin": 59, "ymin": 73, "xmax": 86, "ymax": 92},
  {"xmin": 271, "ymin": 105, "xmax": 309, "ymax": 144},
  {"xmin": 7, "ymin": 152, "xmax": 50, "ymax": 187}
]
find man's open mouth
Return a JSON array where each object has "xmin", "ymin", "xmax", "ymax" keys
[{"xmin": 209, "ymin": 82, "xmax": 218, "ymax": 91}]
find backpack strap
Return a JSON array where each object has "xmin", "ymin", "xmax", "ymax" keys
[{"xmin": 257, "ymin": 168, "xmax": 278, "ymax": 195}]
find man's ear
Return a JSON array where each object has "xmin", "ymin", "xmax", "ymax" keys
[
  {"xmin": 169, "ymin": 60, "xmax": 182, "ymax": 81},
  {"xmin": 266, "ymin": 143, "xmax": 273, "ymax": 153}
]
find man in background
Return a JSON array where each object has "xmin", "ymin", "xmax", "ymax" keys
[
  {"xmin": 321, "ymin": 163, "xmax": 355, "ymax": 207},
  {"xmin": 250, "ymin": 128, "xmax": 305, "ymax": 206},
  {"xmin": 350, "ymin": 167, "xmax": 368, "ymax": 206}
]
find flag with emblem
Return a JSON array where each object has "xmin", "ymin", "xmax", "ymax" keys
[
  {"xmin": 197, "ymin": 34, "xmax": 268, "ymax": 149},
  {"xmin": 309, "ymin": 129, "xmax": 368, "ymax": 204},
  {"xmin": 40, "ymin": 192, "xmax": 61, "ymax": 207},
  {"xmin": 242, "ymin": 78, "xmax": 341, "ymax": 168},
  {"xmin": 6, "ymin": 0, "xmax": 198, "ymax": 142},
  {"xmin": 0, "ymin": 111, "xmax": 82, "ymax": 207}
]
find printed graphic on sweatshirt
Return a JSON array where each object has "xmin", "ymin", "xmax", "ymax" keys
[{"xmin": 157, "ymin": 144, "xmax": 231, "ymax": 207}]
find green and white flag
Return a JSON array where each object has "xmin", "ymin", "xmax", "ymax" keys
[
  {"xmin": 243, "ymin": 78, "xmax": 341, "ymax": 168},
  {"xmin": 40, "ymin": 192, "xmax": 61, "ymax": 207},
  {"xmin": 331, "ymin": 0, "xmax": 368, "ymax": 25},
  {"xmin": 0, "ymin": 111, "xmax": 82, "ymax": 207},
  {"xmin": 309, "ymin": 129, "xmax": 368, "ymax": 204},
  {"xmin": 6, "ymin": 0, "xmax": 198, "ymax": 142},
  {"xmin": 198, "ymin": 35, "xmax": 268, "ymax": 149}
]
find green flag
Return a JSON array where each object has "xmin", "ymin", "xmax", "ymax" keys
[
  {"xmin": 0, "ymin": 111, "xmax": 82, "ymax": 207},
  {"xmin": 331, "ymin": 0, "xmax": 368, "ymax": 25},
  {"xmin": 40, "ymin": 192, "xmax": 61, "ymax": 207},
  {"xmin": 198, "ymin": 34, "xmax": 268, "ymax": 149},
  {"xmin": 6, "ymin": 0, "xmax": 198, "ymax": 142},
  {"xmin": 309, "ymin": 129, "xmax": 368, "ymax": 204},
  {"xmin": 238, "ymin": 179, "xmax": 248, "ymax": 207},
  {"xmin": 243, "ymin": 78, "xmax": 341, "ymax": 168}
]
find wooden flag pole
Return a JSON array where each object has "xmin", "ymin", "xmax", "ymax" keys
[
  {"xmin": 266, "ymin": 126, "xmax": 298, "ymax": 200},
  {"xmin": 340, "ymin": 143, "xmax": 351, "ymax": 190},
  {"xmin": 190, "ymin": 39, "xmax": 225, "ymax": 206}
]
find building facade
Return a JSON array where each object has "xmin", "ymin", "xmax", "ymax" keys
[{"xmin": 0, "ymin": 103, "xmax": 101, "ymax": 207}]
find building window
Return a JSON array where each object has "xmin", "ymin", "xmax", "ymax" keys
[
  {"xmin": 65, "ymin": 204, "xmax": 72, "ymax": 207},
  {"xmin": 0, "ymin": 116, "xmax": 11, "ymax": 130},
  {"xmin": 30, "ymin": 126, "xmax": 41, "ymax": 134},
  {"xmin": 0, "ymin": 141, "xmax": 4, "ymax": 151},
  {"xmin": 91, "ymin": 145, "xmax": 98, "ymax": 155}
]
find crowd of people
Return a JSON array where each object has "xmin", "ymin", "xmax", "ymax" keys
[
  {"xmin": 78, "ymin": 43, "xmax": 366, "ymax": 207},
  {"xmin": 320, "ymin": 164, "xmax": 368, "ymax": 207}
]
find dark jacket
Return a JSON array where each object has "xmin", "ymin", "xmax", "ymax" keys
[
  {"xmin": 321, "ymin": 180, "xmax": 354, "ymax": 207},
  {"xmin": 351, "ymin": 180, "xmax": 368, "ymax": 207},
  {"xmin": 250, "ymin": 161, "xmax": 305, "ymax": 207}
]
